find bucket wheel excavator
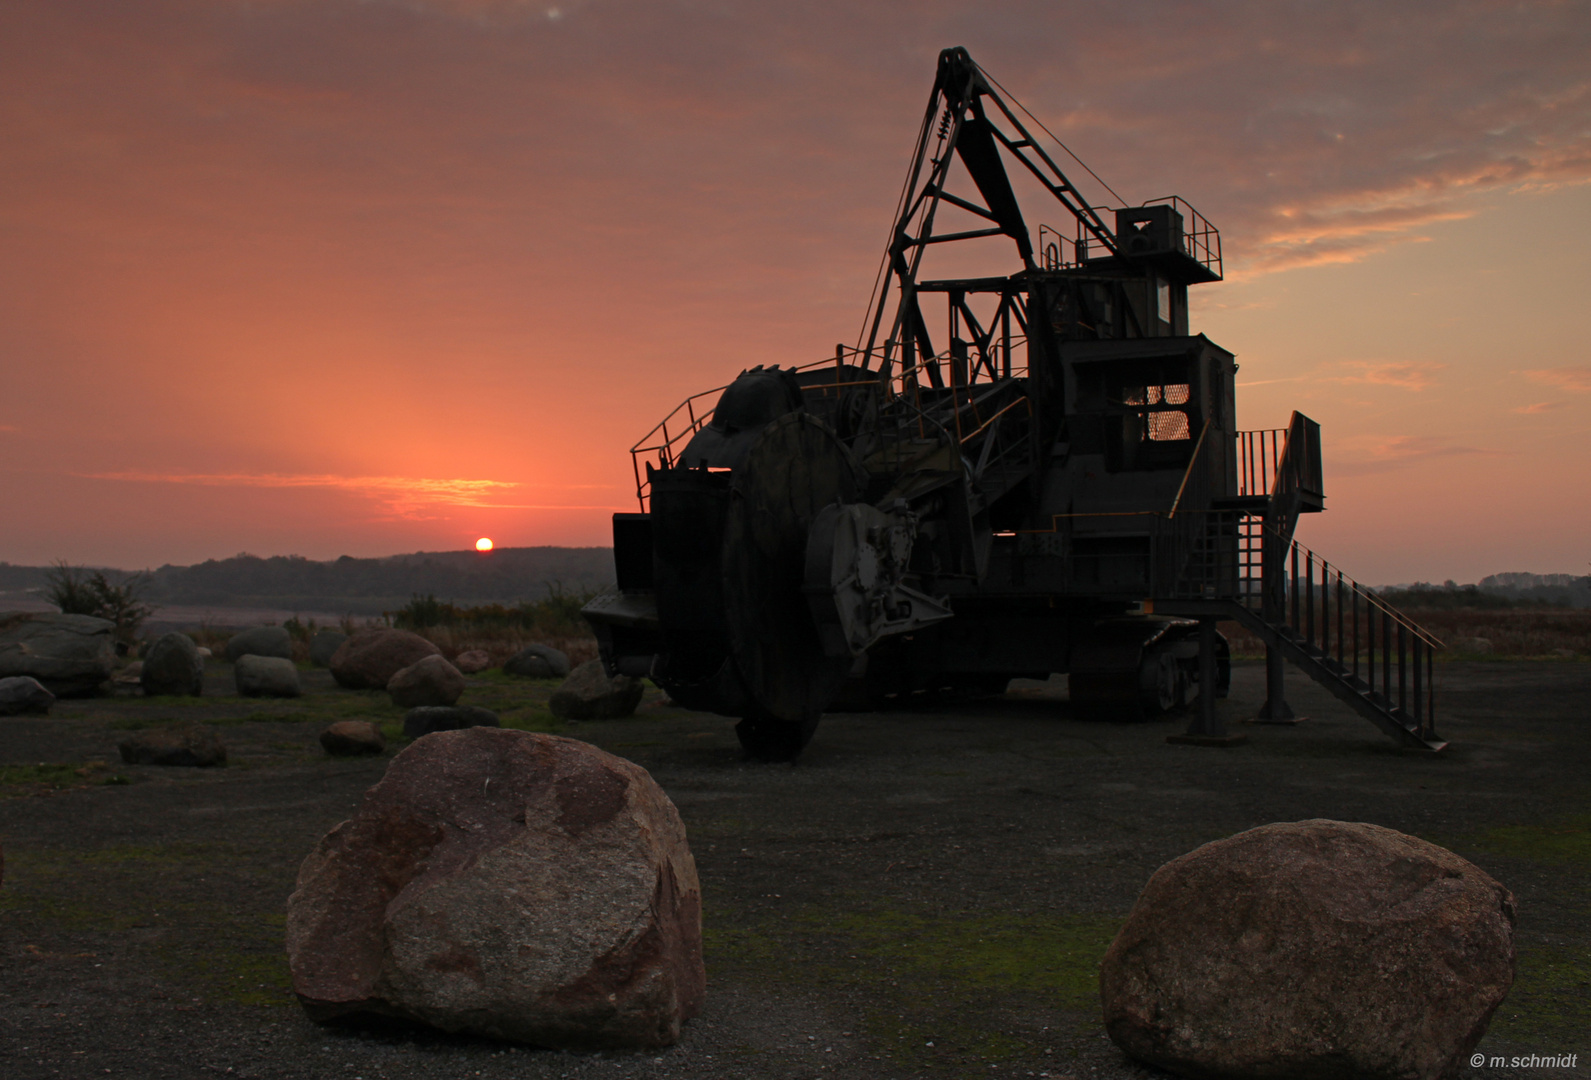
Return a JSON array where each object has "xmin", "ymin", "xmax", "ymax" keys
[{"xmin": 585, "ymin": 47, "xmax": 1448, "ymax": 760}]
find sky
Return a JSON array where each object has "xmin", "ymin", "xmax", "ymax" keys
[{"xmin": 2, "ymin": 0, "xmax": 1587, "ymax": 583}]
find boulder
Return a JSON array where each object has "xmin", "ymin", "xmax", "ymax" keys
[
  {"xmin": 225, "ymin": 625, "xmax": 294, "ymax": 662},
  {"xmin": 310, "ymin": 630, "xmax": 348, "ymax": 667},
  {"xmin": 330, "ymin": 629, "xmax": 441, "ymax": 690},
  {"xmin": 549, "ymin": 660, "xmax": 644, "ymax": 721},
  {"xmin": 235, "ymin": 655, "xmax": 302, "ymax": 698},
  {"xmin": 196, "ymin": 646, "xmax": 212, "ymax": 658},
  {"xmin": 403, "ymin": 705, "xmax": 501, "ymax": 740},
  {"xmin": 387, "ymin": 655, "xmax": 465, "ymax": 709},
  {"xmin": 320, "ymin": 720, "xmax": 385, "ymax": 756},
  {"xmin": 286, "ymin": 728, "xmax": 704, "ymax": 1048},
  {"xmin": 454, "ymin": 649, "xmax": 492, "ymax": 674},
  {"xmin": 0, "ymin": 612, "xmax": 116, "ymax": 697},
  {"xmin": 1100, "ymin": 819, "xmax": 1516, "ymax": 1080},
  {"xmin": 0, "ymin": 675, "xmax": 55, "ymax": 716},
  {"xmin": 112, "ymin": 661, "xmax": 144, "ymax": 687},
  {"xmin": 119, "ymin": 723, "xmax": 227, "ymax": 767},
  {"xmin": 140, "ymin": 632, "xmax": 204, "ymax": 696},
  {"xmin": 503, "ymin": 643, "xmax": 570, "ymax": 679}
]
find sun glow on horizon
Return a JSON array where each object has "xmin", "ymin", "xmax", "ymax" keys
[{"xmin": 476, "ymin": 537, "xmax": 494, "ymax": 552}]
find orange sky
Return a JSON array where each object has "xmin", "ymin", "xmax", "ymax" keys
[{"xmin": 2, "ymin": 0, "xmax": 1588, "ymax": 583}]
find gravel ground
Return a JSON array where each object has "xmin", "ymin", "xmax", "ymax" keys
[{"xmin": 0, "ymin": 659, "xmax": 1586, "ymax": 1080}]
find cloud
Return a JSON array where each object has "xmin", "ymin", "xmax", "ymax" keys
[
  {"xmin": 1526, "ymin": 365, "xmax": 1591, "ymax": 392},
  {"xmin": 1324, "ymin": 361, "xmax": 1446, "ymax": 392},
  {"xmin": 1331, "ymin": 434, "xmax": 1502, "ymax": 476},
  {"xmin": 77, "ymin": 470, "xmax": 619, "ymax": 518},
  {"xmin": 1512, "ymin": 401, "xmax": 1565, "ymax": 414}
]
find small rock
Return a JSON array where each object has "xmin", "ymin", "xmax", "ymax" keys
[
  {"xmin": 140, "ymin": 632, "xmax": 204, "ymax": 696},
  {"xmin": 119, "ymin": 723, "xmax": 227, "ymax": 767},
  {"xmin": 113, "ymin": 661, "xmax": 145, "ymax": 686},
  {"xmin": 330, "ymin": 629, "xmax": 441, "ymax": 690},
  {"xmin": 453, "ymin": 649, "xmax": 492, "ymax": 674},
  {"xmin": 309, "ymin": 630, "xmax": 348, "ymax": 667},
  {"xmin": 225, "ymin": 626, "xmax": 294, "ymax": 662},
  {"xmin": 403, "ymin": 705, "xmax": 501, "ymax": 740},
  {"xmin": 549, "ymin": 660, "xmax": 644, "ymax": 720},
  {"xmin": 0, "ymin": 675, "xmax": 55, "ymax": 716},
  {"xmin": 503, "ymin": 643, "xmax": 570, "ymax": 679},
  {"xmin": 320, "ymin": 720, "xmax": 385, "ymax": 756},
  {"xmin": 0, "ymin": 612, "xmax": 117, "ymax": 697},
  {"xmin": 286, "ymin": 728, "xmax": 704, "ymax": 1048},
  {"xmin": 387, "ymin": 655, "xmax": 465, "ymax": 709},
  {"xmin": 1100, "ymin": 819, "xmax": 1516, "ymax": 1080},
  {"xmin": 235, "ymin": 655, "xmax": 302, "ymax": 697},
  {"xmin": 197, "ymin": 646, "xmax": 212, "ymax": 658}
]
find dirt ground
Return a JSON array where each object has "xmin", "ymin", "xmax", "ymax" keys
[{"xmin": 1, "ymin": 657, "xmax": 1587, "ymax": 1080}]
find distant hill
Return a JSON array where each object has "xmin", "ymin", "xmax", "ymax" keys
[
  {"xmin": 0, "ymin": 547, "xmax": 616, "ymax": 616},
  {"xmin": 1380, "ymin": 572, "xmax": 1591, "ymax": 610}
]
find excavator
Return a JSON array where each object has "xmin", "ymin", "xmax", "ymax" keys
[{"xmin": 584, "ymin": 47, "xmax": 1445, "ymax": 761}]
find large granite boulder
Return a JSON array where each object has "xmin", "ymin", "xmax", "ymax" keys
[
  {"xmin": 403, "ymin": 705, "xmax": 501, "ymax": 740},
  {"xmin": 549, "ymin": 661, "xmax": 644, "ymax": 720},
  {"xmin": 387, "ymin": 655, "xmax": 465, "ymax": 709},
  {"xmin": 235, "ymin": 655, "xmax": 302, "ymax": 698},
  {"xmin": 330, "ymin": 630, "xmax": 440, "ymax": 690},
  {"xmin": 119, "ymin": 723, "xmax": 227, "ymax": 767},
  {"xmin": 0, "ymin": 675, "xmax": 55, "ymax": 716},
  {"xmin": 309, "ymin": 630, "xmax": 348, "ymax": 667},
  {"xmin": 0, "ymin": 612, "xmax": 116, "ymax": 697},
  {"xmin": 225, "ymin": 626, "xmax": 294, "ymax": 662},
  {"xmin": 454, "ymin": 649, "xmax": 492, "ymax": 674},
  {"xmin": 1100, "ymin": 819, "xmax": 1516, "ymax": 1080},
  {"xmin": 503, "ymin": 643, "xmax": 570, "ymax": 679},
  {"xmin": 320, "ymin": 721, "xmax": 385, "ymax": 756},
  {"xmin": 140, "ymin": 632, "xmax": 204, "ymax": 697},
  {"xmin": 286, "ymin": 728, "xmax": 704, "ymax": 1048}
]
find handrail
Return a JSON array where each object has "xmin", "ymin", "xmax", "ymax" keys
[{"xmin": 1167, "ymin": 418, "xmax": 1213, "ymax": 518}]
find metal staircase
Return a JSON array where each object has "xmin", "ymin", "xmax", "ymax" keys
[{"xmin": 1157, "ymin": 412, "xmax": 1446, "ymax": 750}]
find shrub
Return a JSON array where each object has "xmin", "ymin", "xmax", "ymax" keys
[{"xmin": 44, "ymin": 562, "xmax": 153, "ymax": 642}]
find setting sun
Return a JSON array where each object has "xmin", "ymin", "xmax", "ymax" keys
[{"xmin": 475, "ymin": 537, "xmax": 494, "ymax": 552}]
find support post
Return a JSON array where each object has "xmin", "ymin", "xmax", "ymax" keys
[
  {"xmin": 1168, "ymin": 617, "xmax": 1248, "ymax": 747},
  {"xmin": 1254, "ymin": 644, "xmax": 1301, "ymax": 724}
]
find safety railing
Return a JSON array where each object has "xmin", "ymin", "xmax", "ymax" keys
[{"xmin": 1236, "ymin": 428, "xmax": 1287, "ymax": 498}]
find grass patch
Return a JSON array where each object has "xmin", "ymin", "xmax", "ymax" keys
[
  {"xmin": 1459, "ymin": 815, "xmax": 1591, "ymax": 867},
  {"xmin": 705, "ymin": 900, "xmax": 1121, "ymax": 1070},
  {"xmin": 1491, "ymin": 930, "xmax": 1591, "ymax": 1044},
  {"xmin": 0, "ymin": 761, "xmax": 127, "ymax": 796}
]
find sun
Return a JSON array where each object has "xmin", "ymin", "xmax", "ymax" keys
[{"xmin": 475, "ymin": 537, "xmax": 494, "ymax": 552}]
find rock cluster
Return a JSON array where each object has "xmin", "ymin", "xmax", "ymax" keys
[
  {"xmin": 235, "ymin": 655, "xmax": 302, "ymax": 697},
  {"xmin": 387, "ymin": 655, "xmax": 465, "ymax": 709},
  {"xmin": 0, "ymin": 612, "xmax": 116, "ymax": 697},
  {"xmin": 503, "ymin": 644, "xmax": 570, "ymax": 679},
  {"xmin": 0, "ymin": 675, "xmax": 55, "ymax": 715},
  {"xmin": 286, "ymin": 728, "xmax": 704, "ymax": 1048},
  {"xmin": 549, "ymin": 661, "xmax": 644, "ymax": 720},
  {"xmin": 225, "ymin": 626, "xmax": 294, "ymax": 662},
  {"xmin": 140, "ymin": 632, "xmax": 204, "ymax": 696},
  {"xmin": 1100, "ymin": 819, "xmax": 1516, "ymax": 1080},
  {"xmin": 330, "ymin": 630, "xmax": 440, "ymax": 690},
  {"xmin": 119, "ymin": 723, "xmax": 227, "ymax": 767}
]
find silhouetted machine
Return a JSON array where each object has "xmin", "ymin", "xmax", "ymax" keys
[{"xmin": 585, "ymin": 48, "xmax": 1446, "ymax": 760}]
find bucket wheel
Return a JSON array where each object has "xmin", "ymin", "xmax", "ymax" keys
[{"xmin": 721, "ymin": 413, "xmax": 864, "ymax": 760}]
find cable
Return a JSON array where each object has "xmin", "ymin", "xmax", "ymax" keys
[{"xmin": 975, "ymin": 63, "xmax": 1127, "ymax": 208}]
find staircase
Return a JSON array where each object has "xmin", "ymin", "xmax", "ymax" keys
[{"xmin": 1158, "ymin": 413, "xmax": 1446, "ymax": 751}]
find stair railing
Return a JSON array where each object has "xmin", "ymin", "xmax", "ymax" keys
[{"xmin": 1274, "ymin": 534, "xmax": 1444, "ymax": 741}]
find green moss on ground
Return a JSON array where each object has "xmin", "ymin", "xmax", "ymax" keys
[
  {"xmin": 0, "ymin": 761, "xmax": 128, "ymax": 797},
  {"xmin": 705, "ymin": 901, "xmax": 1120, "ymax": 1071}
]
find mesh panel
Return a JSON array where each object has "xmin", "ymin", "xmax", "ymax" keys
[{"xmin": 1147, "ymin": 411, "xmax": 1191, "ymax": 441}]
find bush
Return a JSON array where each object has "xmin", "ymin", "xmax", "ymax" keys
[{"xmin": 44, "ymin": 562, "xmax": 153, "ymax": 642}]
